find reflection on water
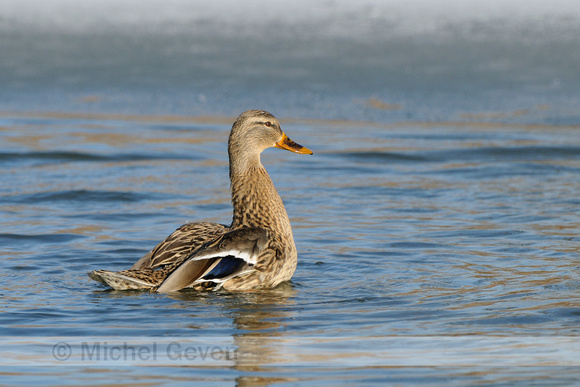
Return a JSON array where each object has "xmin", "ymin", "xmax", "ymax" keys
[
  {"xmin": 170, "ymin": 284, "xmax": 299, "ymax": 375},
  {"xmin": 1, "ymin": 113, "xmax": 580, "ymax": 384}
]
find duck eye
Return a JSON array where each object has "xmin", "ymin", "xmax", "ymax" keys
[{"xmin": 264, "ymin": 121, "xmax": 272, "ymax": 127}]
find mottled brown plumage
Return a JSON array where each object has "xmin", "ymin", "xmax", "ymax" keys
[{"xmin": 88, "ymin": 110, "xmax": 312, "ymax": 292}]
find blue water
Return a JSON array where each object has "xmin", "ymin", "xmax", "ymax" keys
[{"xmin": 2, "ymin": 1, "xmax": 580, "ymax": 385}]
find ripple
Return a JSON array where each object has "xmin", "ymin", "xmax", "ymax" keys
[
  {"xmin": 0, "ymin": 150, "xmax": 203, "ymax": 166},
  {"xmin": 339, "ymin": 151, "xmax": 430, "ymax": 163},
  {"xmin": 4, "ymin": 189, "xmax": 168, "ymax": 204},
  {"xmin": 428, "ymin": 145, "xmax": 580, "ymax": 162},
  {"xmin": 0, "ymin": 233, "xmax": 83, "ymax": 244}
]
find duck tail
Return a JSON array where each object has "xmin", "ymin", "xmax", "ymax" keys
[{"xmin": 88, "ymin": 270, "xmax": 155, "ymax": 291}]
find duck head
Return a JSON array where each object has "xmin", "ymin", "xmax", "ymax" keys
[{"xmin": 228, "ymin": 110, "xmax": 312, "ymax": 171}]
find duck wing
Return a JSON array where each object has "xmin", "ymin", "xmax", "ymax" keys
[
  {"xmin": 88, "ymin": 222, "xmax": 229, "ymax": 290},
  {"xmin": 131, "ymin": 222, "xmax": 229, "ymax": 270},
  {"xmin": 156, "ymin": 227, "xmax": 268, "ymax": 292},
  {"xmin": 88, "ymin": 227, "xmax": 268, "ymax": 292}
]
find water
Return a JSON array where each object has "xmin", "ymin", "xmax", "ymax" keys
[{"xmin": 2, "ymin": 1, "xmax": 580, "ymax": 385}]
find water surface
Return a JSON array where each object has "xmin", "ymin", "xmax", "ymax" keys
[{"xmin": 1, "ymin": 114, "xmax": 580, "ymax": 384}]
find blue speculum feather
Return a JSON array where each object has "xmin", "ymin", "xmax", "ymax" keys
[{"xmin": 203, "ymin": 256, "xmax": 244, "ymax": 280}]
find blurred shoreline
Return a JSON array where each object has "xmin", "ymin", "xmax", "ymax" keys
[{"xmin": 1, "ymin": 1, "xmax": 579, "ymax": 124}]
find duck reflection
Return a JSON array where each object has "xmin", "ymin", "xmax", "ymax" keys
[
  {"xmin": 97, "ymin": 282, "xmax": 299, "ymax": 385},
  {"xmin": 169, "ymin": 282, "xmax": 298, "ymax": 384}
]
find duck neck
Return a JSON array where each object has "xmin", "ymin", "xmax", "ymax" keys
[{"xmin": 229, "ymin": 160, "xmax": 293, "ymax": 237}]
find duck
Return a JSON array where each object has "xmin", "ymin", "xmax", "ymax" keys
[{"xmin": 88, "ymin": 110, "xmax": 312, "ymax": 292}]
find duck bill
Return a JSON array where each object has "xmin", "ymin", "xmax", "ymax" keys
[{"xmin": 275, "ymin": 133, "xmax": 313, "ymax": 155}]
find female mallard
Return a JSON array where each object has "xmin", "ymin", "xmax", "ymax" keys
[{"xmin": 89, "ymin": 110, "xmax": 312, "ymax": 292}]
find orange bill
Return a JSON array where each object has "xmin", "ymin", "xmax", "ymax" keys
[{"xmin": 275, "ymin": 133, "xmax": 313, "ymax": 155}]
